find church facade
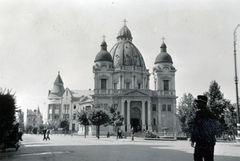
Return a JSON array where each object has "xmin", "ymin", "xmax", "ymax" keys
[
  {"xmin": 93, "ymin": 21, "xmax": 177, "ymax": 133},
  {"xmin": 47, "ymin": 21, "xmax": 178, "ymax": 135}
]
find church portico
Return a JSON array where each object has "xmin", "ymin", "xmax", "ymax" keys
[{"xmin": 120, "ymin": 99, "xmax": 152, "ymax": 133}]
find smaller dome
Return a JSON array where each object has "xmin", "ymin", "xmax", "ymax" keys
[
  {"xmin": 155, "ymin": 42, "xmax": 173, "ymax": 64},
  {"xmin": 117, "ymin": 26, "xmax": 133, "ymax": 41},
  {"xmin": 94, "ymin": 40, "xmax": 113, "ymax": 62}
]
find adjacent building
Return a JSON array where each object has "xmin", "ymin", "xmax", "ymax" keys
[
  {"xmin": 47, "ymin": 74, "xmax": 93, "ymax": 132},
  {"xmin": 26, "ymin": 108, "xmax": 43, "ymax": 133}
]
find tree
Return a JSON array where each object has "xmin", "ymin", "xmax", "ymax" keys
[
  {"xmin": 204, "ymin": 81, "xmax": 227, "ymax": 136},
  {"xmin": 0, "ymin": 91, "xmax": 16, "ymax": 143},
  {"xmin": 176, "ymin": 93, "xmax": 197, "ymax": 137},
  {"xmin": 224, "ymin": 101, "xmax": 237, "ymax": 140},
  {"xmin": 88, "ymin": 109, "xmax": 109, "ymax": 139},
  {"xmin": 105, "ymin": 105, "xmax": 124, "ymax": 139},
  {"xmin": 39, "ymin": 124, "xmax": 45, "ymax": 134},
  {"xmin": 46, "ymin": 120, "xmax": 59, "ymax": 130},
  {"xmin": 59, "ymin": 119, "xmax": 69, "ymax": 134},
  {"xmin": 76, "ymin": 110, "xmax": 91, "ymax": 138}
]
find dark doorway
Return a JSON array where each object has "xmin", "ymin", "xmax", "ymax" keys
[
  {"xmin": 131, "ymin": 107, "xmax": 141, "ymax": 132},
  {"xmin": 131, "ymin": 118, "xmax": 141, "ymax": 132}
]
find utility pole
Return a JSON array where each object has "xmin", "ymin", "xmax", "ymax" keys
[{"xmin": 234, "ymin": 24, "xmax": 240, "ymax": 123}]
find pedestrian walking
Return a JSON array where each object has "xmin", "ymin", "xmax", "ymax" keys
[
  {"xmin": 191, "ymin": 95, "xmax": 218, "ymax": 161},
  {"xmin": 43, "ymin": 128, "xmax": 47, "ymax": 141},
  {"xmin": 47, "ymin": 129, "xmax": 50, "ymax": 140},
  {"xmin": 117, "ymin": 128, "xmax": 120, "ymax": 139},
  {"xmin": 131, "ymin": 127, "xmax": 134, "ymax": 141},
  {"xmin": 119, "ymin": 129, "xmax": 122, "ymax": 139}
]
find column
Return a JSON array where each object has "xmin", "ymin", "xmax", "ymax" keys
[
  {"xmin": 132, "ymin": 75, "xmax": 134, "ymax": 89},
  {"xmin": 121, "ymin": 100, "xmax": 125, "ymax": 131},
  {"xmin": 122, "ymin": 75, "xmax": 125, "ymax": 89},
  {"xmin": 143, "ymin": 77, "xmax": 145, "ymax": 89},
  {"xmin": 141, "ymin": 100, "xmax": 146, "ymax": 131},
  {"xmin": 127, "ymin": 100, "xmax": 131, "ymax": 132},
  {"xmin": 119, "ymin": 76, "xmax": 121, "ymax": 89},
  {"xmin": 158, "ymin": 99, "xmax": 162, "ymax": 132},
  {"xmin": 173, "ymin": 99, "xmax": 177, "ymax": 137},
  {"xmin": 148, "ymin": 100, "xmax": 152, "ymax": 131}
]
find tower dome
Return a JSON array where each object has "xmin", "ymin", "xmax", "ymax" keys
[
  {"xmin": 117, "ymin": 26, "xmax": 133, "ymax": 41},
  {"xmin": 94, "ymin": 40, "xmax": 113, "ymax": 62},
  {"xmin": 155, "ymin": 42, "xmax": 173, "ymax": 64},
  {"xmin": 110, "ymin": 21, "xmax": 146, "ymax": 69},
  {"xmin": 48, "ymin": 72, "xmax": 65, "ymax": 98}
]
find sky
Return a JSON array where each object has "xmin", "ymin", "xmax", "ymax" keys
[{"xmin": 1, "ymin": 0, "xmax": 240, "ymax": 122}]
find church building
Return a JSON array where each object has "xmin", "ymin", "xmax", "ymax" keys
[
  {"xmin": 47, "ymin": 20, "xmax": 178, "ymax": 135},
  {"xmin": 93, "ymin": 20, "xmax": 177, "ymax": 133}
]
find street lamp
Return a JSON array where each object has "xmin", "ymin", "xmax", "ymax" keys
[{"xmin": 234, "ymin": 24, "xmax": 240, "ymax": 123}]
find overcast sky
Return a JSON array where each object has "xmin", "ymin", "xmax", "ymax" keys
[{"xmin": 1, "ymin": 0, "xmax": 240, "ymax": 122}]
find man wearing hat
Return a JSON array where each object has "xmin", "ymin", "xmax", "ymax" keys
[{"xmin": 191, "ymin": 95, "xmax": 218, "ymax": 161}]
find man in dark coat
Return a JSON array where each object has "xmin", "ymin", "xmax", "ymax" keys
[
  {"xmin": 46, "ymin": 129, "xmax": 50, "ymax": 140},
  {"xmin": 43, "ymin": 128, "xmax": 47, "ymax": 141},
  {"xmin": 191, "ymin": 95, "xmax": 218, "ymax": 161}
]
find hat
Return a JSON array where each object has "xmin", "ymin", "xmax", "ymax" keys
[{"xmin": 195, "ymin": 95, "xmax": 208, "ymax": 104}]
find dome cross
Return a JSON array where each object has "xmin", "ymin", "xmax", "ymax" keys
[
  {"xmin": 123, "ymin": 19, "xmax": 127, "ymax": 26},
  {"xmin": 102, "ymin": 34, "xmax": 106, "ymax": 41},
  {"xmin": 162, "ymin": 36, "xmax": 166, "ymax": 42}
]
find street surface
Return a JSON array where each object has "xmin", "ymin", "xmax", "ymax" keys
[{"xmin": 0, "ymin": 134, "xmax": 240, "ymax": 161}]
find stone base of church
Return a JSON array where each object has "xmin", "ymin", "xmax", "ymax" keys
[
  {"xmin": 147, "ymin": 125, "xmax": 152, "ymax": 132},
  {"xmin": 142, "ymin": 125, "xmax": 146, "ymax": 131}
]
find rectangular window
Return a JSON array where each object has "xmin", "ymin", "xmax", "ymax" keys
[
  {"xmin": 162, "ymin": 104, "xmax": 166, "ymax": 111},
  {"xmin": 54, "ymin": 115, "xmax": 59, "ymax": 119},
  {"xmin": 163, "ymin": 80, "xmax": 169, "ymax": 91},
  {"xmin": 64, "ymin": 105, "xmax": 70, "ymax": 114},
  {"xmin": 86, "ymin": 106, "xmax": 91, "ymax": 111},
  {"xmin": 167, "ymin": 105, "xmax": 172, "ymax": 112},
  {"xmin": 49, "ymin": 105, "xmax": 52, "ymax": 114},
  {"xmin": 55, "ymin": 107, "xmax": 59, "ymax": 114},
  {"xmin": 104, "ymin": 103, "xmax": 108, "ymax": 110},
  {"xmin": 101, "ymin": 79, "xmax": 107, "ymax": 89},
  {"xmin": 73, "ymin": 114, "xmax": 76, "ymax": 120},
  {"xmin": 63, "ymin": 114, "xmax": 69, "ymax": 119},
  {"xmin": 114, "ymin": 83, "xmax": 117, "ymax": 89},
  {"xmin": 152, "ymin": 104, "xmax": 157, "ymax": 111},
  {"xmin": 49, "ymin": 114, "xmax": 52, "ymax": 120},
  {"xmin": 138, "ymin": 83, "xmax": 141, "ymax": 89},
  {"xmin": 126, "ymin": 82, "xmax": 130, "ymax": 89}
]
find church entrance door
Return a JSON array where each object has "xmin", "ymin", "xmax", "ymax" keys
[{"xmin": 131, "ymin": 107, "xmax": 141, "ymax": 132}]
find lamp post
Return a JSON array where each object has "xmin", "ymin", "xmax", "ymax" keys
[{"xmin": 234, "ymin": 24, "xmax": 240, "ymax": 123}]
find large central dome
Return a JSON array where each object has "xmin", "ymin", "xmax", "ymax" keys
[{"xmin": 110, "ymin": 24, "xmax": 146, "ymax": 69}]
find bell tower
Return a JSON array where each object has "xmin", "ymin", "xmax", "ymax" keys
[{"xmin": 153, "ymin": 38, "xmax": 177, "ymax": 133}]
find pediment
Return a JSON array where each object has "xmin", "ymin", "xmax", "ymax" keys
[
  {"xmin": 123, "ymin": 90, "xmax": 149, "ymax": 96},
  {"xmin": 80, "ymin": 96, "xmax": 93, "ymax": 103}
]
